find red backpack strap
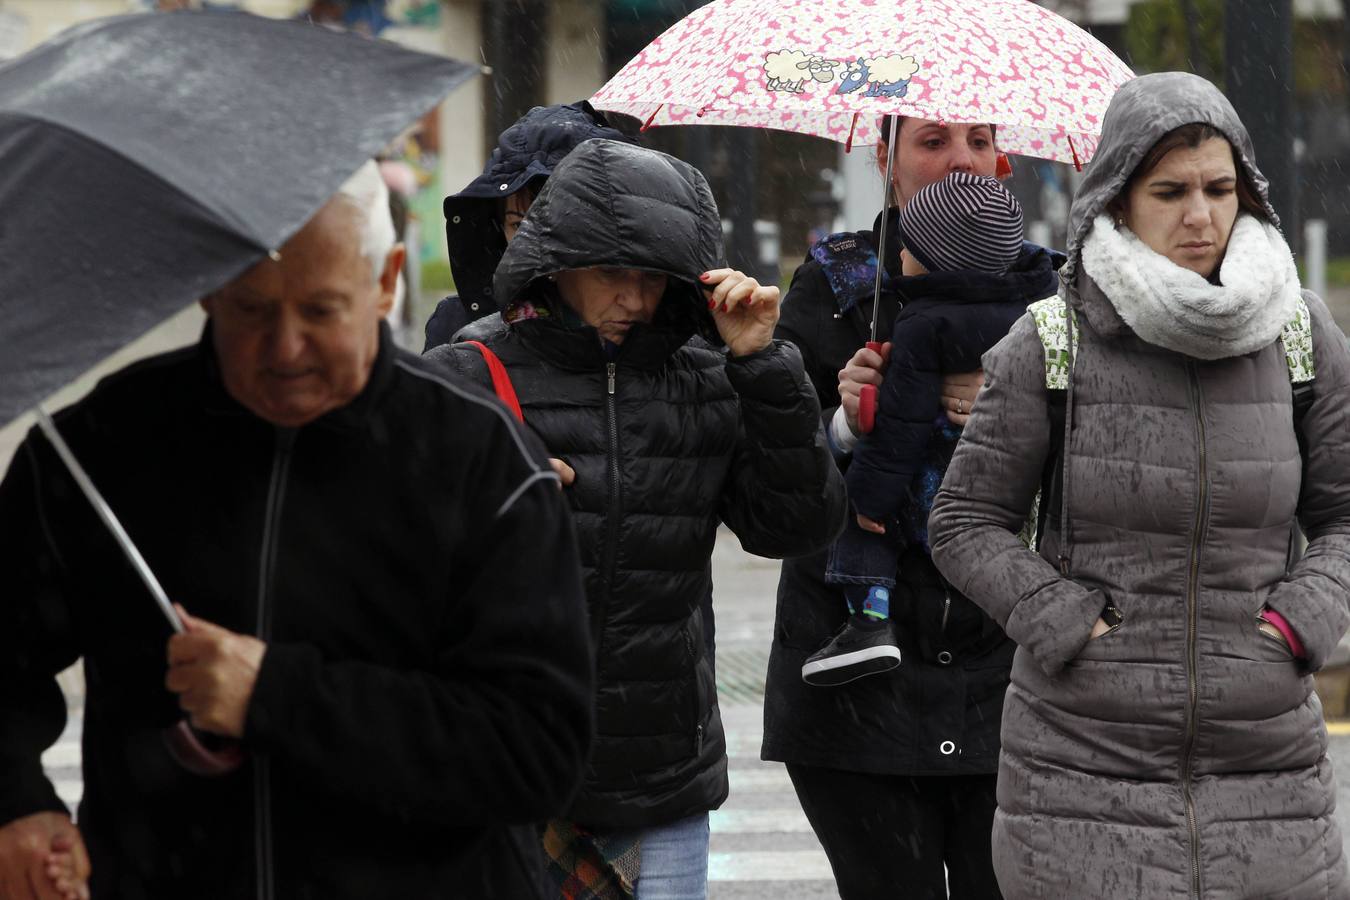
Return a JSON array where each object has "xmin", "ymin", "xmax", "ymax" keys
[{"xmin": 462, "ymin": 340, "xmax": 524, "ymax": 423}]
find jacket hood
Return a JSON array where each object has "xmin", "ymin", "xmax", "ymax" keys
[
  {"xmin": 1064, "ymin": 72, "xmax": 1278, "ymax": 286},
  {"xmin": 450, "ymin": 101, "xmax": 635, "ymax": 203},
  {"xmin": 443, "ymin": 102, "xmax": 637, "ymax": 311},
  {"xmin": 494, "ymin": 138, "xmax": 725, "ymax": 344}
]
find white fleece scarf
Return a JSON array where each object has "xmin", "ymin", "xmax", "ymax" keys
[{"xmin": 1080, "ymin": 212, "xmax": 1300, "ymax": 360}]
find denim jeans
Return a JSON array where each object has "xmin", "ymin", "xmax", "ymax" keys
[
  {"xmin": 606, "ymin": 812, "xmax": 711, "ymax": 900},
  {"xmin": 825, "ymin": 515, "xmax": 902, "ymax": 589}
]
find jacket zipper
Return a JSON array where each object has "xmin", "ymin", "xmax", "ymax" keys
[
  {"xmin": 254, "ymin": 429, "xmax": 295, "ymax": 900},
  {"xmin": 594, "ymin": 363, "xmax": 622, "ymax": 655},
  {"xmin": 597, "ymin": 365, "xmax": 702, "ymax": 754},
  {"xmin": 1182, "ymin": 365, "xmax": 1207, "ymax": 900},
  {"xmin": 685, "ymin": 627, "xmax": 704, "ymax": 755}
]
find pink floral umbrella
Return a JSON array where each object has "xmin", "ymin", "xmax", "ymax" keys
[{"xmin": 590, "ymin": 0, "xmax": 1134, "ymax": 168}]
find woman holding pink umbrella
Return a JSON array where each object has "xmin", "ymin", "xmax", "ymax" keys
[{"xmin": 760, "ymin": 116, "xmax": 1064, "ymax": 899}]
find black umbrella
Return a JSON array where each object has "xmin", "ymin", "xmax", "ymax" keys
[
  {"xmin": 0, "ymin": 8, "xmax": 477, "ymax": 427},
  {"xmin": 0, "ymin": 9, "xmax": 477, "ymax": 774}
]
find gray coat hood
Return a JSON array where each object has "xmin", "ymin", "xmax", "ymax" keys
[{"xmin": 1064, "ymin": 72, "xmax": 1279, "ymax": 285}]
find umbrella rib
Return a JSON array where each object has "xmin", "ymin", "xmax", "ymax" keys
[{"xmin": 34, "ymin": 406, "xmax": 185, "ymax": 634}]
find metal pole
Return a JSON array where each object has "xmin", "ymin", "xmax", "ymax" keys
[
  {"xmin": 1306, "ymin": 218, "xmax": 1327, "ymax": 298},
  {"xmin": 725, "ymin": 128, "xmax": 763, "ymax": 282},
  {"xmin": 34, "ymin": 406, "xmax": 184, "ymax": 634},
  {"xmin": 868, "ymin": 115, "xmax": 900, "ymax": 343}
]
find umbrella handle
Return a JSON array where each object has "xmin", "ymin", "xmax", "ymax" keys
[
  {"xmin": 162, "ymin": 721, "xmax": 246, "ymax": 777},
  {"xmin": 857, "ymin": 341, "xmax": 883, "ymax": 434},
  {"xmin": 858, "ymin": 385, "xmax": 877, "ymax": 435}
]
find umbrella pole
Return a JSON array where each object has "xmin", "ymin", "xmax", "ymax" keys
[
  {"xmin": 869, "ymin": 115, "xmax": 900, "ymax": 344},
  {"xmin": 856, "ymin": 115, "xmax": 901, "ymax": 434},
  {"xmin": 34, "ymin": 406, "xmax": 185, "ymax": 635}
]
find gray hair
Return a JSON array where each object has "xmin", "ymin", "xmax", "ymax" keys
[{"xmin": 334, "ymin": 160, "xmax": 397, "ymax": 284}]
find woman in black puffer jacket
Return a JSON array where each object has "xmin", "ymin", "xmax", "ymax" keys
[{"xmin": 424, "ymin": 138, "xmax": 846, "ymax": 899}]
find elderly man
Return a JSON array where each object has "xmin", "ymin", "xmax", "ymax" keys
[{"xmin": 0, "ymin": 162, "xmax": 593, "ymax": 899}]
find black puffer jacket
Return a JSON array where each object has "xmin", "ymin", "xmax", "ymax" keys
[
  {"xmin": 762, "ymin": 214, "xmax": 1063, "ymax": 775},
  {"xmin": 426, "ymin": 139, "xmax": 847, "ymax": 829},
  {"xmin": 423, "ymin": 102, "xmax": 636, "ymax": 351}
]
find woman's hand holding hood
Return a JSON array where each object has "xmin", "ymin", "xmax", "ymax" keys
[{"xmin": 702, "ymin": 268, "xmax": 780, "ymax": 357}]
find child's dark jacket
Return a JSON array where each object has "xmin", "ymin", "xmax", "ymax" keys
[{"xmin": 847, "ymin": 269, "xmax": 1039, "ymax": 529}]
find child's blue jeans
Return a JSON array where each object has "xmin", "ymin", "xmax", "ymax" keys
[{"xmin": 826, "ymin": 515, "xmax": 902, "ymax": 590}]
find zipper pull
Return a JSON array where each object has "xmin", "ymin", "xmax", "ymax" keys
[
  {"xmin": 696, "ymin": 724, "xmax": 704, "ymax": 754},
  {"xmin": 606, "ymin": 362, "xmax": 616, "ymax": 396}
]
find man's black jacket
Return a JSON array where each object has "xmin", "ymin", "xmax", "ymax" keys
[{"xmin": 0, "ymin": 323, "xmax": 593, "ymax": 898}]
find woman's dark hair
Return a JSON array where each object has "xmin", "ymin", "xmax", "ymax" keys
[
  {"xmin": 496, "ymin": 182, "xmax": 538, "ymax": 229},
  {"xmin": 1108, "ymin": 123, "xmax": 1265, "ymax": 219}
]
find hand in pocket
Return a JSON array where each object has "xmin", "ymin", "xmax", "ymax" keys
[{"xmin": 1258, "ymin": 618, "xmax": 1292, "ymax": 650}]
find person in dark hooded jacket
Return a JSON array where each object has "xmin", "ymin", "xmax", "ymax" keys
[
  {"xmin": 422, "ymin": 101, "xmax": 636, "ymax": 351},
  {"xmin": 804, "ymin": 173, "xmax": 1030, "ymax": 687},
  {"xmin": 425, "ymin": 138, "xmax": 847, "ymax": 899}
]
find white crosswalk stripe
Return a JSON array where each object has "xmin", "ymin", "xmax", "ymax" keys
[
  {"xmin": 709, "ymin": 851, "xmax": 836, "ymax": 882},
  {"xmin": 712, "ymin": 808, "xmax": 815, "ymax": 835}
]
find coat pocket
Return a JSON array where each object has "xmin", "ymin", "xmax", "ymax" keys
[
  {"xmin": 1073, "ymin": 607, "xmax": 1125, "ymax": 663},
  {"xmin": 1254, "ymin": 614, "xmax": 1296, "ymax": 662}
]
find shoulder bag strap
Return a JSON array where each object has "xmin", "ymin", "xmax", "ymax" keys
[{"xmin": 462, "ymin": 340, "xmax": 524, "ymax": 423}]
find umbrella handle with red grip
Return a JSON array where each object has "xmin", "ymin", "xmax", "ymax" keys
[{"xmin": 857, "ymin": 340, "xmax": 883, "ymax": 434}]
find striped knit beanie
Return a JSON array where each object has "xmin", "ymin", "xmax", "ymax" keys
[{"xmin": 898, "ymin": 172, "xmax": 1024, "ymax": 274}]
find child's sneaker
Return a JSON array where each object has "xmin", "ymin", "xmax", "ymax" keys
[{"xmin": 801, "ymin": 616, "xmax": 901, "ymax": 686}]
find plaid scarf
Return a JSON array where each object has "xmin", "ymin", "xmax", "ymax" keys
[{"xmin": 542, "ymin": 820, "xmax": 641, "ymax": 900}]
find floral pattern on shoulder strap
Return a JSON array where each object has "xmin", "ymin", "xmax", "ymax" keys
[
  {"xmin": 1281, "ymin": 295, "xmax": 1315, "ymax": 384},
  {"xmin": 1029, "ymin": 296, "xmax": 1076, "ymax": 390}
]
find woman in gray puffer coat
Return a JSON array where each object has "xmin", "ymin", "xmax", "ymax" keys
[{"xmin": 929, "ymin": 72, "xmax": 1350, "ymax": 899}]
